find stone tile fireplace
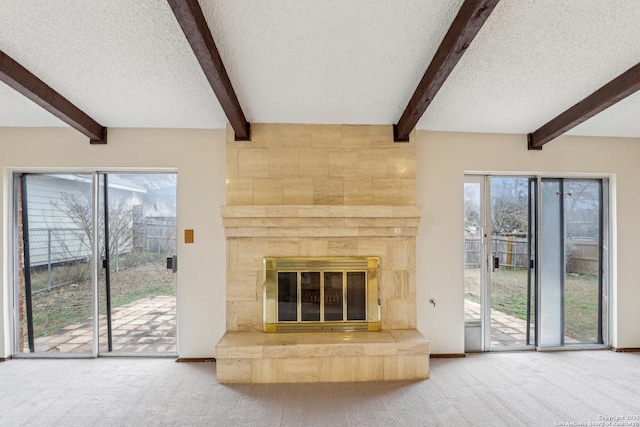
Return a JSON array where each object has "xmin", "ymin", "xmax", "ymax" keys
[{"xmin": 216, "ymin": 124, "xmax": 429, "ymax": 383}]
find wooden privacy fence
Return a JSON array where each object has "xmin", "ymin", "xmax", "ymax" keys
[
  {"xmin": 464, "ymin": 238, "xmax": 483, "ymax": 268},
  {"xmin": 464, "ymin": 236, "xmax": 598, "ymax": 275},
  {"xmin": 465, "ymin": 236, "xmax": 529, "ymax": 270},
  {"xmin": 566, "ymin": 240, "xmax": 599, "ymax": 276}
]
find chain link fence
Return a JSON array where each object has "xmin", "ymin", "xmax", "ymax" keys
[
  {"xmin": 28, "ymin": 218, "xmax": 176, "ymax": 293},
  {"xmin": 29, "ymin": 228, "xmax": 90, "ymax": 293}
]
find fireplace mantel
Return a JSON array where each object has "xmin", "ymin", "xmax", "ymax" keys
[{"xmin": 221, "ymin": 205, "xmax": 422, "ymax": 238}]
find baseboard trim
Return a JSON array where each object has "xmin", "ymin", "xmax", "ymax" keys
[
  {"xmin": 613, "ymin": 347, "xmax": 640, "ymax": 353},
  {"xmin": 430, "ymin": 353, "xmax": 466, "ymax": 358},
  {"xmin": 175, "ymin": 358, "xmax": 216, "ymax": 363}
]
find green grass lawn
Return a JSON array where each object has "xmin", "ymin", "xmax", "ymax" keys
[
  {"xmin": 25, "ymin": 260, "xmax": 175, "ymax": 340},
  {"xmin": 465, "ymin": 268, "xmax": 601, "ymax": 343}
]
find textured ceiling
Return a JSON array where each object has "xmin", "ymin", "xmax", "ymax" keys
[
  {"xmin": 417, "ymin": 0, "xmax": 640, "ymax": 137},
  {"xmin": 0, "ymin": 0, "xmax": 227, "ymax": 128},
  {"xmin": 1, "ymin": 0, "xmax": 640, "ymax": 139},
  {"xmin": 198, "ymin": 0, "xmax": 464, "ymax": 125}
]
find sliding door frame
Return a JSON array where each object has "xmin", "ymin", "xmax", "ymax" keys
[
  {"xmin": 465, "ymin": 172, "xmax": 611, "ymax": 353},
  {"xmin": 11, "ymin": 171, "xmax": 97, "ymax": 358},
  {"xmin": 485, "ymin": 175, "xmax": 536, "ymax": 352},
  {"xmin": 97, "ymin": 171, "xmax": 178, "ymax": 357},
  {"xmin": 535, "ymin": 176, "xmax": 610, "ymax": 351},
  {"xmin": 10, "ymin": 168, "xmax": 177, "ymax": 358}
]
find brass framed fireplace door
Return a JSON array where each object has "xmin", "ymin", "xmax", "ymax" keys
[{"xmin": 264, "ymin": 257, "xmax": 380, "ymax": 332}]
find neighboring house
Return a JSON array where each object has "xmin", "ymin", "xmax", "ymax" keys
[
  {"xmin": 24, "ymin": 174, "xmax": 146, "ymax": 267},
  {"xmin": 135, "ymin": 182, "xmax": 177, "ymax": 255}
]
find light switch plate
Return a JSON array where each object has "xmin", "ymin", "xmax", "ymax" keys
[{"xmin": 185, "ymin": 229, "xmax": 194, "ymax": 243}]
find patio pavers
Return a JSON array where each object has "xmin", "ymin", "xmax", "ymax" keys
[
  {"xmin": 465, "ymin": 299, "xmax": 584, "ymax": 348},
  {"xmin": 465, "ymin": 299, "xmax": 533, "ymax": 348},
  {"xmin": 30, "ymin": 295, "xmax": 176, "ymax": 354},
  {"xmin": 27, "ymin": 295, "xmax": 578, "ymax": 354}
]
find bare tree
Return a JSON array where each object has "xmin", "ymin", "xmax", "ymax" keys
[
  {"xmin": 491, "ymin": 178, "xmax": 529, "ymax": 235},
  {"xmin": 464, "ymin": 183, "xmax": 481, "ymax": 233},
  {"xmin": 564, "ymin": 180, "xmax": 601, "ymax": 239},
  {"xmin": 54, "ymin": 192, "xmax": 134, "ymax": 265}
]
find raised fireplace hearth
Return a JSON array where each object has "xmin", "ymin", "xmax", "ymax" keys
[{"xmin": 216, "ymin": 329, "xmax": 429, "ymax": 383}]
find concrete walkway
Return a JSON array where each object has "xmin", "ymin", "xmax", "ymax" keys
[{"xmin": 31, "ymin": 295, "xmax": 176, "ymax": 354}]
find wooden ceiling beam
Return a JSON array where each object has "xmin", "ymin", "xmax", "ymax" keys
[
  {"xmin": 528, "ymin": 62, "xmax": 640, "ymax": 150},
  {"xmin": 0, "ymin": 50, "xmax": 107, "ymax": 144},
  {"xmin": 168, "ymin": 0, "xmax": 250, "ymax": 141},
  {"xmin": 394, "ymin": 0, "xmax": 500, "ymax": 142}
]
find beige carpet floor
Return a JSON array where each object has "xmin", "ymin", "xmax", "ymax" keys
[{"xmin": 1, "ymin": 350, "xmax": 638, "ymax": 426}]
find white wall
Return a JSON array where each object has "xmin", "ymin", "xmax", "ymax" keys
[
  {"xmin": 416, "ymin": 131, "xmax": 640, "ymax": 354},
  {"xmin": 0, "ymin": 127, "xmax": 227, "ymax": 358}
]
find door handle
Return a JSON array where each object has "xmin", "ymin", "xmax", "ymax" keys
[
  {"xmin": 493, "ymin": 256, "xmax": 500, "ymax": 270},
  {"xmin": 166, "ymin": 255, "xmax": 177, "ymax": 273}
]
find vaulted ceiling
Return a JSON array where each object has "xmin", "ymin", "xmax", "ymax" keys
[{"xmin": 1, "ymin": 0, "xmax": 640, "ymax": 145}]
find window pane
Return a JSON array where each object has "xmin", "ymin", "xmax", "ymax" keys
[
  {"xmin": 301, "ymin": 272, "xmax": 320, "ymax": 321},
  {"xmin": 18, "ymin": 174, "xmax": 94, "ymax": 354},
  {"xmin": 539, "ymin": 179, "xmax": 563, "ymax": 347},
  {"xmin": 277, "ymin": 272, "xmax": 297, "ymax": 321},
  {"xmin": 564, "ymin": 179, "xmax": 601, "ymax": 344},
  {"xmin": 346, "ymin": 272, "xmax": 366, "ymax": 320},
  {"xmin": 99, "ymin": 173, "xmax": 177, "ymax": 354},
  {"xmin": 464, "ymin": 182, "xmax": 482, "ymax": 322},
  {"xmin": 489, "ymin": 176, "xmax": 531, "ymax": 349},
  {"xmin": 324, "ymin": 272, "xmax": 343, "ymax": 321}
]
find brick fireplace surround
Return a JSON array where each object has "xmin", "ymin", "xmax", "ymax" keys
[{"xmin": 216, "ymin": 124, "xmax": 430, "ymax": 383}]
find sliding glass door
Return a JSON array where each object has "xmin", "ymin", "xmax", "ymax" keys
[
  {"xmin": 97, "ymin": 173, "xmax": 177, "ymax": 355},
  {"xmin": 14, "ymin": 172, "xmax": 177, "ymax": 357},
  {"xmin": 538, "ymin": 178, "xmax": 607, "ymax": 348},
  {"xmin": 464, "ymin": 175, "xmax": 608, "ymax": 352},
  {"xmin": 488, "ymin": 177, "xmax": 536, "ymax": 349},
  {"xmin": 15, "ymin": 174, "xmax": 95, "ymax": 354},
  {"xmin": 464, "ymin": 176, "xmax": 535, "ymax": 351}
]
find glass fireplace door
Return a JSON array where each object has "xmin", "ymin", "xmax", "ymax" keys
[{"xmin": 264, "ymin": 257, "xmax": 380, "ymax": 332}]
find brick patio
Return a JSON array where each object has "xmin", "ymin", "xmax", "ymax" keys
[
  {"xmin": 31, "ymin": 295, "xmax": 176, "ymax": 354},
  {"xmin": 465, "ymin": 299, "xmax": 580, "ymax": 348}
]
